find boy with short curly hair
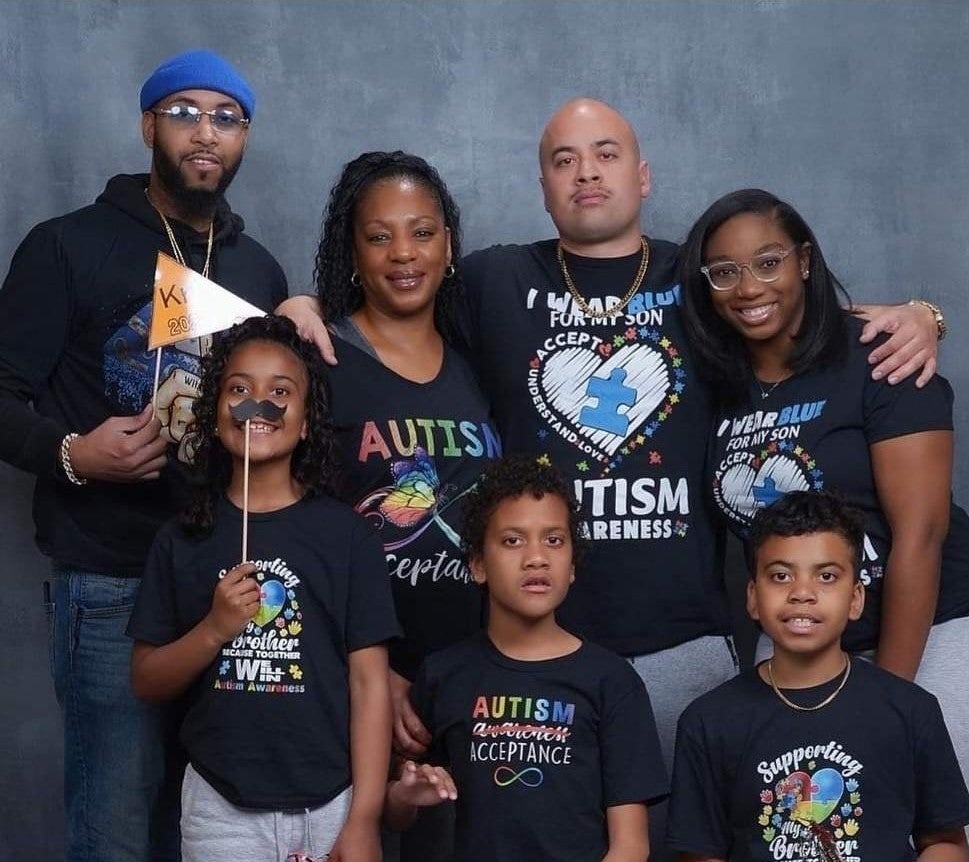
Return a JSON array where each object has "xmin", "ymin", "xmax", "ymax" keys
[
  {"xmin": 667, "ymin": 491, "xmax": 969, "ymax": 861},
  {"xmin": 387, "ymin": 454, "xmax": 668, "ymax": 862}
]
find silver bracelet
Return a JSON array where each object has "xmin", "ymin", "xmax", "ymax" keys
[{"xmin": 60, "ymin": 432, "xmax": 87, "ymax": 486}]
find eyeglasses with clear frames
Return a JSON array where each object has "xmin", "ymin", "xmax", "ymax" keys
[
  {"xmin": 151, "ymin": 105, "xmax": 250, "ymax": 136},
  {"xmin": 700, "ymin": 245, "xmax": 799, "ymax": 292}
]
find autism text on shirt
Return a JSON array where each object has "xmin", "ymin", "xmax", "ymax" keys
[
  {"xmin": 758, "ymin": 741, "xmax": 864, "ymax": 782},
  {"xmin": 357, "ymin": 419, "xmax": 501, "ymax": 462},
  {"xmin": 472, "ymin": 694, "xmax": 576, "ymax": 725},
  {"xmin": 574, "ymin": 477, "xmax": 689, "ymax": 517},
  {"xmin": 218, "ymin": 557, "xmax": 300, "ymax": 589},
  {"xmin": 470, "ymin": 694, "xmax": 576, "ymax": 767},
  {"xmin": 573, "ymin": 476, "xmax": 689, "ymax": 541},
  {"xmin": 532, "ymin": 284, "xmax": 680, "ymax": 329}
]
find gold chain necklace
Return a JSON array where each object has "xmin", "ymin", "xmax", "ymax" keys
[
  {"xmin": 557, "ymin": 236, "xmax": 649, "ymax": 319},
  {"xmin": 767, "ymin": 655, "xmax": 851, "ymax": 712},
  {"xmin": 145, "ymin": 188, "xmax": 214, "ymax": 279}
]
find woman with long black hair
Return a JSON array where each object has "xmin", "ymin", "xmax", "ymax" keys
[{"xmin": 680, "ymin": 188, "xmax": 969, "ymax": 780}]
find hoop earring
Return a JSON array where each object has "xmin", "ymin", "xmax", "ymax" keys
[
  {"xmin": 444, "ymin": 264, "xmax": 456, "ymax": 279},
  {"xmin": 350, "ymin": 272, "xmax": 361, "ymax": 287}
]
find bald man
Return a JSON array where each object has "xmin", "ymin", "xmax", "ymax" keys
[{"xmin": 463, "ymin": 98, "xmax": 738, "ymax": 759}]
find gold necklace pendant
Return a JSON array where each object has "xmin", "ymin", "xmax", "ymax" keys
[
  {"xmin": 145, "ymin": 187, "xmax": 214, "ymax": 279},
  {"xmin": 557, "ymin": 236, "xmax": 649, "ymax": 320},
  {"xmin": 767, "ymin": 656, "xmax": 851, "ymax": 712}
]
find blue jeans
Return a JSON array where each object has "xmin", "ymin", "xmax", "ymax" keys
[{"xmin": 46, "ymin": 568, "xmax": 180, "ymax": 862}]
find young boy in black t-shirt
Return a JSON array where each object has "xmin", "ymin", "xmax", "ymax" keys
[
  {"xmin": 667, "ymin": 491, "xmax": 969, "ymax": 862},
  {"xmin": 386, "ymin": 455, "xmax": 668, "ymax": 862}
]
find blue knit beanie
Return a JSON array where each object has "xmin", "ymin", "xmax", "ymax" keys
[{"xmin": 140, "ymin": 50, "xmax": 255, "ymax": 119}]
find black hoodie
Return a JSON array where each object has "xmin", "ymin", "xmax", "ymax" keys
[{"xmin": 0, "ymin": 173, "xmax": 287, "ymax": 575}]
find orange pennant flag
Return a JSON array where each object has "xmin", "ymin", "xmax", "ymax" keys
[{"xmin": 149, "ymin": 252, "xmax": 266, "ymax": 349}]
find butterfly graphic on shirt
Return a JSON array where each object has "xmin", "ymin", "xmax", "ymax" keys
[{"xmin": 355, "ymin": 446, "xmax": 471, "ymax": 550}]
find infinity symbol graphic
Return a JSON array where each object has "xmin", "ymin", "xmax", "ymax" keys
[{"xmin": 493, "ymin": 766, "xmax": 544, "ymax": 787}]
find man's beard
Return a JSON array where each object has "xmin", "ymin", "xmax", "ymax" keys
[{"xmin": 153, "ymin": 145, "xmax": 242, "ymax": 216}]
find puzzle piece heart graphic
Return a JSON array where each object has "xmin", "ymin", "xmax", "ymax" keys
[
  {"xmin": 252, "ymin": 579, "xmax": 287, "ymax": 628},
  {"xmin": 803, "ymin": 768, "xmax": 845, "ymax": 825},
  {"xmin": 777, "ymin": 769, "xmax": 845, "ymax": 827},
  {"xmin": 539, "ymin": 343, "xmax": 671, "ymax": 458},
  {"xmin": 718, "ymin": 454, "xmax": 811, "ymax": 524}
]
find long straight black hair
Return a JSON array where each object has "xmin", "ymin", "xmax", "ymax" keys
[{"xmin": 679, "ymin": 188, "xmax": 850, "ymax": 407}]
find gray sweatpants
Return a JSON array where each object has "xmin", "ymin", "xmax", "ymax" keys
[
  {"xmin": 628, "ymin": 634, "xmax": 740, "ymax": 861},
  {"xmin": 181, "ymin": 763, "xmax": 352, "ymax": 862}
]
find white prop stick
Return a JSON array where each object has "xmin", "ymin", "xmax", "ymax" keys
[
  {"xmin": 228, "ymin": 400, "xmax": 285, "ymax": 565},
  {"xmin": 242, "ymin": 418, "xmax": 251, "ymax": 563},
  {"xmin": 151, "ymin": 348, "xmax": 163, "ymax": 418}
]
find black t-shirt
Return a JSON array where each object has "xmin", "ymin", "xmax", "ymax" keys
[
  {"xmin": 708, "ymin": 315, "xmax": 969, "ymax": 650},
  {"xmin": 667, "ymin": 659, "xmax": 969, "ymax": 861},
  {"xmin": 127, "ymin": 495, "xmax": 401, "ymax": 809},
  {"xmin": 326, "ymin": 325, "xmax": 500, "ymax": 679},
  {"xmin": 461, "ymin": 240, "xmax": 729, "ymax": 655},
  {"xmin": 411, "ymin": 632, "xmax": 668, "ymax": 862}
]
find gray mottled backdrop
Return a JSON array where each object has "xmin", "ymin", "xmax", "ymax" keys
[{"xmin": 1, "ymin": 1, "xmax": 967, "ymax": 857}]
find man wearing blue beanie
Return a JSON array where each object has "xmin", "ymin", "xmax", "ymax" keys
[{"xmin": 0, "ymin": 50, "xmax": 287, "ymax": 862}]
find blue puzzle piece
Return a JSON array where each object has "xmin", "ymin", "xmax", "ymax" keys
[
  {"xmin": 580, "ymin": 368, "xmax": 636, "ymax": 436},
  {"xmin": 752, "ymin": 475, "xmax": 784, "ymax": 508}
]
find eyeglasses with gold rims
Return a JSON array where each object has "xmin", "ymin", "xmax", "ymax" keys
[
  {"xmin": 700, "ymin": 245, "xmax": 800, "ymax": 292},
  {"xmin": 151, "ymin": 105, "xmax": 250, "ymax": 136}
]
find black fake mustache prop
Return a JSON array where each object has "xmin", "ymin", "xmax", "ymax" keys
[{"xmin": 229, "ymin": 399, "xmax": 287, "ymax": 422}]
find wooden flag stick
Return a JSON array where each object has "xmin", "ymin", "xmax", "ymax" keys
[
  {"xmin": 242, "ymin": 418, "xmax": 251, "ymax": 563},
  {"xmin": 151, "ymin": 348, "xmax": 163, "ymax": 418}
]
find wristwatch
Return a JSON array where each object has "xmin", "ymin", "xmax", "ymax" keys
[{"xmin": 910, "ymin": 299, "xmax": 947, "ymax": 341}]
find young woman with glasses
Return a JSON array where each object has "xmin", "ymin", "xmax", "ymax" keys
[{"xmin": 679, "ymin": 188, "xmax": 969, "ymax": 781}]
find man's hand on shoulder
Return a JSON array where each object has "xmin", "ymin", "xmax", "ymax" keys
[
  {"xmin": 855, "ymin": 301, "xmax": 940, "ymax": 387},
  {"xmin": 274, "ymin": 295, "xmax": 337, "ymax": 365},
  {"xmin": 69, "ymin": 403, "xmax": 168, "ymax": 482}
]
